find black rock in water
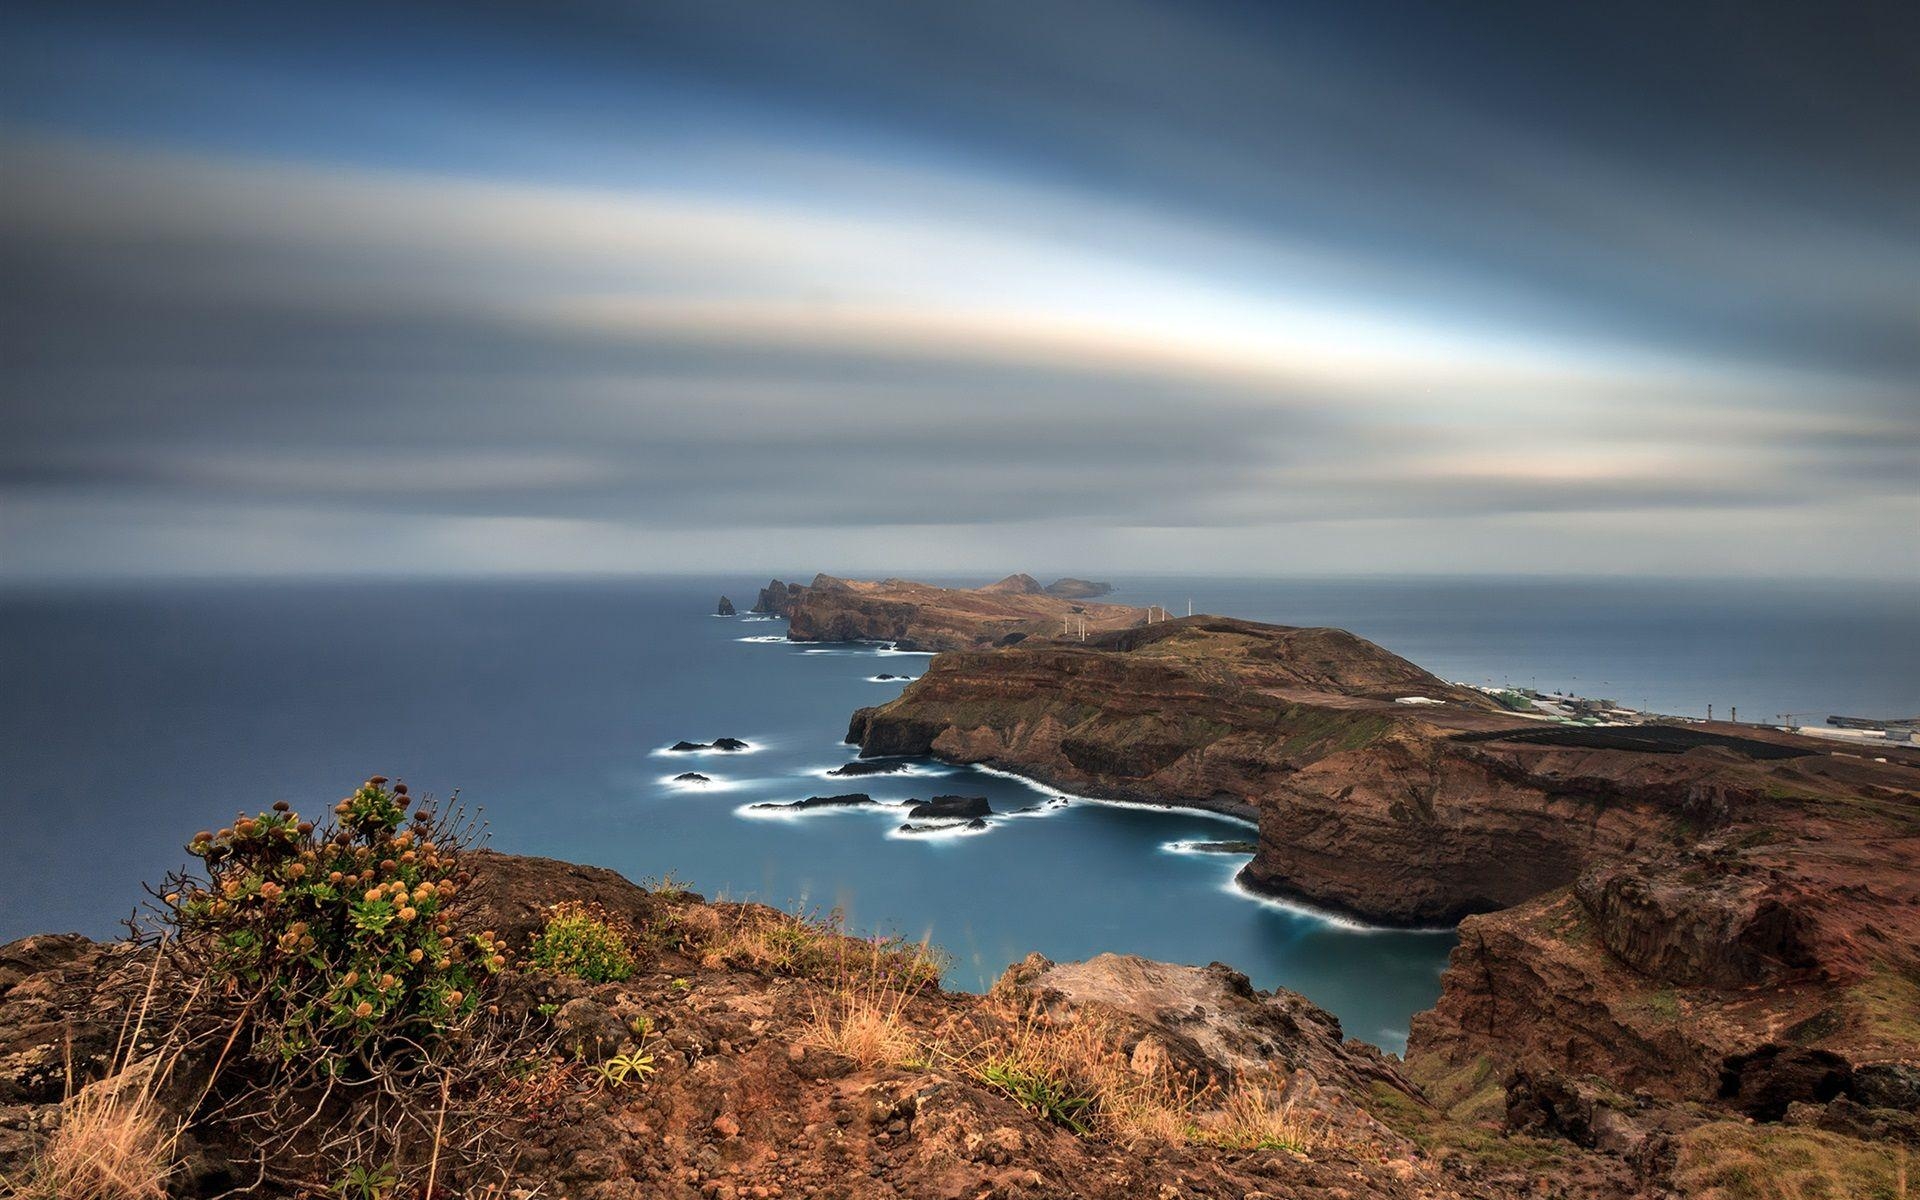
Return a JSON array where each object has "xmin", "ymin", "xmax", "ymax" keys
[
  {"xmin": 1186, "ymin": 840, "xmax": 1258, "ymax": 855},
  {"xmin": 905, "ymin": 795, "xmax": 992, "ymax": 820},
  {"xmin": 874, "ymin": 673, "xmax": 897, "ymax": 680},
  {"xmin": 673, "ymin": 772, "xmax": 711, "ymax": 783},
  {"xmin": 710, "ymin": 737, "xmax": 750, "ymax": 751},
  {"xmin": 668, "ymin": 740, "xmax": 708, "ymax": 752},
  {"xmin": 827, "ymin": 759, "xmax": 910, "ymax": 777},
  {"xmin": 898, "ymin": 816, "xmax": 988, "ymax": 834},
  {"xmin": 716, "ymin": 596, "xmax": 737, "ymax": 616},
  {"xmin": 751, "ymin": 793, "xmax": 874, "ymax": 811}
]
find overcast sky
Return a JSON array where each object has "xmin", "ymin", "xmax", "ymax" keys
[{"xmin": 2, "ymin": 0, "xmax": 1916, "ymax": 580}]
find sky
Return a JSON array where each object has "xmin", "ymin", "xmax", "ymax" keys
[{"xmin": 1, "ymin": 0, "xmax": 1916, "ymax": 581}]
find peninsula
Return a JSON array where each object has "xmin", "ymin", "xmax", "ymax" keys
[{"xmin": 755, "ymin": 573, "xmax": 1146, "ymax": 652}]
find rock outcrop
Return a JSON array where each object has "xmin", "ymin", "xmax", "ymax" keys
[
  {"xmin": 783, "ymin": 573, "xmax": 1150, "ymax": 652},
  {"xmin": 750, "ymin": 578, "xmax": 809, "ymax": 616},
  {"xmin": 715, "ymin": 595, "xmax": 736, "ymax": 616}
]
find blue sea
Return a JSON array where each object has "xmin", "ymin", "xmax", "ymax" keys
[{"xmin": 2, "ymin": 575, "xmax": 1914, "ymax": 1054}]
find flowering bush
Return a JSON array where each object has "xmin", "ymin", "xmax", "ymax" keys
[{"xmin": 160, "ymin": 777, "xmax": 503, "ymax": 1074}]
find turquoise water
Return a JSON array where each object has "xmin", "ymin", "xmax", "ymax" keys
[{"xmin": 3, "ymin": 575, "xmax": 1914, "ymax": 1051}]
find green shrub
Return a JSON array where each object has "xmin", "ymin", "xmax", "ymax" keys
[
  {"xmin": 529, "ymin": 901, "xmax": 636, "ymax": 983},
  {"xmin": 977, "ymin": 1058, "xmax": 1095, "ymax": 1134},
  {"xmin": 159, "ymin": 777, "xmax": 503, "ymax": 1076}
]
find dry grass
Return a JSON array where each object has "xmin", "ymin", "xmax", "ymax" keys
[
  {"xmin": 20, "ymin": 1067, "xmax": 176, "ymax": 1200},
  {"xmin": 930, "ymin": 1000, "xmax": 1211, "ymax": 1144},
  {"xmin": 802, "ymin": 948, "xmax": 933, "ymax": 1069},
  {"xmin": 16, "ymin": 954, "xmax": 187, "ymax": 1200},
  {"xmin": 693, "ymin": 903, "xmax": 943, "ymax": 987},
  {"xmin": 1673, "ymin": 1121, "xmax": 1911, "ymax": 1200},
  {"xmin": 1187, "ymin": 1074, "xmax": 1325, "ymax": 1154}
]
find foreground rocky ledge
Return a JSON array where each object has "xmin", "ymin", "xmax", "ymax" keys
[
  {"xmin": 846, "ymin": 613, "xmax": 1920, "ymax": 1147},
  {"xmin": 13, "ymin": 850, "xmax": 1916, "ymax": 1199}
]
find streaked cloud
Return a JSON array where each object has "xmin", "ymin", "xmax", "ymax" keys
[{"xmin": 0, "ymin": 0, "xmax": 1915, "ymax": 579}]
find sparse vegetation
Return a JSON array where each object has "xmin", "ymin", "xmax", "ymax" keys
[
  {"xmin": 18, "ymin": 957, "xmax": 184, "ymax": 1200},
  {"xmin": 803, "ymin": 947, "xmax": 932, "ymax": 1069},
  {"xmin": 530, "ymin": 899, "xmax": 637, "ymax": 983},
  {"xmin": 1187, "ymin": 1075, "xmax": 1324, "ymax": 1153},
  {"xmin": 1673, "ymin": 1122, "xmax": 1911, "ymax": 1200}
]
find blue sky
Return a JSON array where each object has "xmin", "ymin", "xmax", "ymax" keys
[{"xmin": 2, "ymin": 0, "xmax": 1916, "ymax": 578}]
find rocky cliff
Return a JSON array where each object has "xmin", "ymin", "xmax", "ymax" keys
[
  {"xmin": 750, "ymin": 578, "xmax": 809, "ymax": 616},
  {"xmin": 845, "ymin": 614, "xmax": 1920, "ymax": 1130},
  {"xmin": 784, "ymin": 573, "xmax": 1150, "ymax": 652}
]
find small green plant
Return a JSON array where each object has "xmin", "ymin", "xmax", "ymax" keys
[
  {"xmin": 157, "ymin": 778, "xmax": 502, "ymax": 1077},
  {"xmin": 977, "ymin": 1058, "xmax": 1095, "ymax": 1134},
  {"xmin": 647, "ymin": 871, "xmax": 693, "ymax": 899},
  {"xmin": 669, "ymin": 977, "xmax": 691, "ymax": 992},
  {"xmin": 591, "ymin": 1050, "xmax": 657, "ymax": 1090},
  {"xmin": 529, "ymin": 900, "xmax": 637, "ymax": 983},
  {"xmin": 334, "ymin": 1162, "xmax": 397, "ymax": 1200}
]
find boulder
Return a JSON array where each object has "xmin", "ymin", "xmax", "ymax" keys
[
  {"xmin": 905, "ymin": 795, "xmax": 992, "ymax": 820},
  {"xmin": 827, "ymin": 759, "xmax": 910, "ymax": 777},
  {"xmin": 1719, "ymin": 1045, "xmax": 1853, "ymax": 1120}
]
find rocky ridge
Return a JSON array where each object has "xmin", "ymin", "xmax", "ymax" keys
[
  {"xmin": 844, "ymin": 611, "xmax": 1920, "ymax": 1160},
  {"xmin": 769, "ymin": 574, "xmax": 1150, "ymax": 653}
]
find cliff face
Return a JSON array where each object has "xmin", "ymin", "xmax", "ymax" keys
[
  {"xmin": 750, "ymin": 578, "xmax": 809, "ymax": 616},
  {"xmin": 786, "ymin": 573, "xmax": 1150, "ymax": 652},
  {"xmin": 846, "ymin": 615, "xmax": 1920, "ymax": 1117}
]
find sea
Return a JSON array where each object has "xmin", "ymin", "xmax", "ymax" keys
[{"xmin": 2, "ymin": 574, "xmax": 1914, "ymax": 1054}]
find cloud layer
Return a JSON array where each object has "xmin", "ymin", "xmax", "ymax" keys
[{"xmin": 1, "ymin": 0, "xmax": 1916, "ymax": 578}]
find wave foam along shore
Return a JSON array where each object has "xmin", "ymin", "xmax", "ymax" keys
[
  {"xmin": 969, "ymin": 763, "xmax": 1259, "ymax": 829},
  {"xmin": 732, "ymin": 798, "xmax": 910, "ymax": 822},
  {"xmin": 886, "ymin": 818, "xmax": 992, "ymax": 841}
]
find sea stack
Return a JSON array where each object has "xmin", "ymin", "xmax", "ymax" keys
[{"xmin": 716, "ymin": 595, "xmax": 736, "ymax": 615}]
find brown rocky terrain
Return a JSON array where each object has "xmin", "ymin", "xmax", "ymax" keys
[
  {"xmin": 0, "ymin": 850, "xmax": 1669, "ymax": 1200},
  {"xmin": 779, "ymin": 573, "xmax": 1151, "ymax": 652},
  {"xmin": 845, "ymin": 613, "xmax": 1920, "ymax": 1176}
]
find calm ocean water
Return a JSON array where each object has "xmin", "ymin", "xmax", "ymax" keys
[{"xmin": 3, "ymin": 575, "xmax": 1914, "ymax": 1053}]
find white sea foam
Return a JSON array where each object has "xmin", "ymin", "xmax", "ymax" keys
[
  {"xmin": 733, "ymin": 798, "xmax": 906, "ymax": 822},
  {"xmin": 864, "ymin": 674, "xmax": 916, "ymax": 683},
  {"xmin": 735, "ymin": 634, "xmax": 790, "ymax": 644},
  {"xmin": 808, "ymin": 760, "xmax": 950, "ymax": 781},
  {"xmin": 659, "ymin": 772, "xmax": 745, "ymax": 793},
  {"xmin": 886, "ymin": 818, "xmax": 992, "ymax": 841},
  {"xmin": 1160, "ymin": 838, "xmax": 1255, "ymax": 856},
  {"xmin": 967, "ymin": 763, "xmax": 1259, "ymax": 829}
]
